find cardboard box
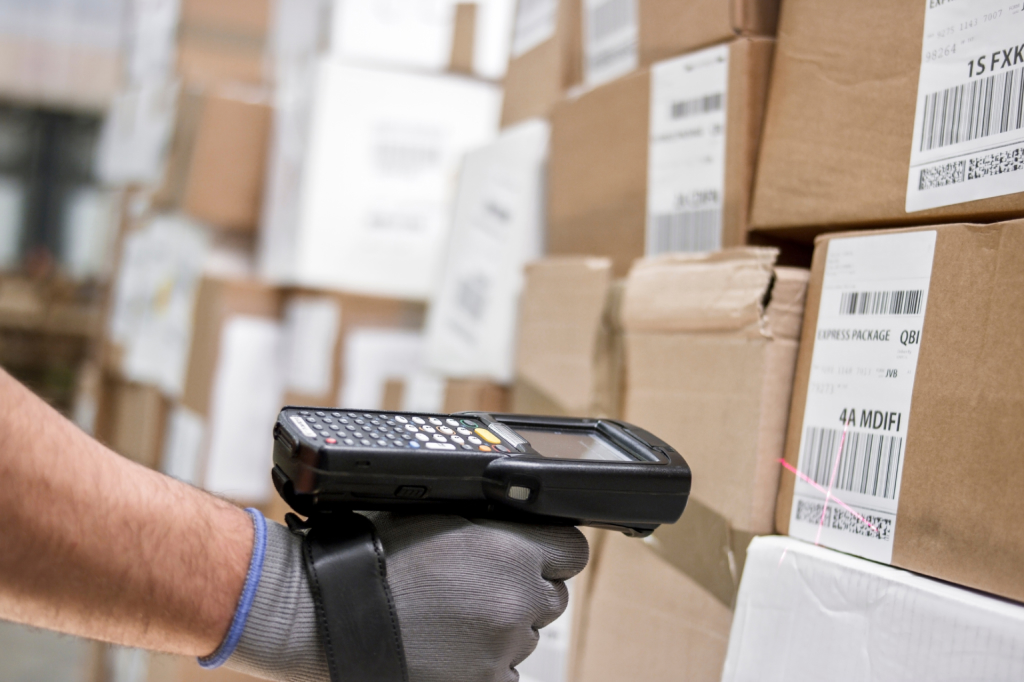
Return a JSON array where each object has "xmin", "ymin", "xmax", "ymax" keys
[
  {"xmin": 723, "ymin": 537, "xmax": 1024, "ymax": 681},
  {"xmin": 569, "ymin": 531, "xmax": 733, "ymax": 682},
  {"xmin": 260, "ymin": 60, "xmax": 500, "ymax": 299},
  {"xmin": 443, "ymin": 379, "xmax": 510, "ymax": 413},
  {"xmin": 501, "ymin": 0, "xmax": 583, "ymax": 127},
  {"xmin": 581, "ymin": 0, "xmax": 780, "ymax": 88},
  {"xmin": 280, "ymin": 289, "xmax": 426, "ymax": 408},
  {"xmin": 776, "ymin": 220, "xmax": 1024, "ymax": 603},
  {"xmin": 548, "ymin": 38, "xmax": 774, "ymax": 276},
  {"xmin": 176, "ymin": 0, "xmax": 270, "ymax": 88},
  {"xmin": 512, "ymin": 257, "xmax": 622, "ymax": 418},
  {"xmin": 423, "ymin": 120, "xmax": 548, "ymax": 383},
  {"xmin": 156, "ymin": 87, "xmax": 272, "ymax": 231},
  {"xmin": 622, "ymin": 249, "xmax": 807, "ymax": 538},
  {"xmin": 94, "ymin": 376, "xmax": 170, "ymax": 470},
  {"xmin": 570, "ymin": 249, "xmax": 808, "ymax": 682},
  {"xmin": 749, "ymin": 0, "xmax": 1024, "ymax": 238}
]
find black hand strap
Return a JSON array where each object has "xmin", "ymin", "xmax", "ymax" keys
[{"xmin": 288, "ymin": 512, "xmax": 408, "ymax": 682}]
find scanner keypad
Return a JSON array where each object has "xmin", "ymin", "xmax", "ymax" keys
[{"xmin": 287, "ymin": 409, "xmax": 510, "ymax": 453}]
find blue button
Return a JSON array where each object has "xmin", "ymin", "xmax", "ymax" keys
[{"xmin": 409, "ymin": 441, "xmax": 421, "ymax": 448}]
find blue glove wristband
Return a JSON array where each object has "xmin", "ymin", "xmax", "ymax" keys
[{"xmin": 198, "ymin": 508, "xmax": 267, "ymax": 669}]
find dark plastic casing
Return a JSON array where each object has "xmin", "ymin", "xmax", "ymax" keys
[{"xmin": 272, "ymin": 409, "xmax": 691, "ymax": 536}]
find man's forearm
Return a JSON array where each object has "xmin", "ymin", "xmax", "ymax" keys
[{"xmin": 0, "ymin": 369, "xmax": 252, "ymax": 656}]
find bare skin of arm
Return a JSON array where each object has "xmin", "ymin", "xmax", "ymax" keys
[{"xmin": 0, "ymin": 369, "xmax": 253, "ymax": 656}]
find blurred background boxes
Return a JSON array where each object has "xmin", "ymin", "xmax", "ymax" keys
[
  {"xmin": 258, "ymin": 59, "xmax": 501, "ymax": 299},
  {"xmin": 547, "ymin": 38, "xmax": 774, "ymax": 276},
  {"xmin": 777, "ymin": 219, "xmax": 1024, "ymax": 604}
]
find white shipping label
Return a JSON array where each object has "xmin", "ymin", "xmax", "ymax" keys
[
  {"xmin": 583, "ymin": 0, "xmax": 637, "ymax": 87},
  {"xmin": 907, "ymin": 1, "xmax": 1024, "ymax": 212},
  {"xmin": 512, "ymin": 0, "xmax": 558, "ymax": 57},
  {"xmin": 646, "ymin": 45, "xmax": 729, "ymax": 255},
  {"xmin": 282, "ymin": 296, "xmax": 341, "ymax": 396},
  {"xmin": 789, "ymin": 231, "xmax": 937, "ymax": 563}
]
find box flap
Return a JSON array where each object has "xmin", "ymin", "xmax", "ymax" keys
[{"xmin": 621, "ymin": 247, "xmax": 778, "ymax": 333}]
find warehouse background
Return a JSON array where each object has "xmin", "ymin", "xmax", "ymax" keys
[{"xmin": 1, "ymin": 0, "xmax": 1023, "ymax": 681}]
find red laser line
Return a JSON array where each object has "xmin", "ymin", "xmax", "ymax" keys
[
  {"xmin": 816, "ymin": 420, "xmax": 851, "ymax": 544},
  {"xmin": 777, "ymin": 458, "xmax": 880, "ymax": 535}
]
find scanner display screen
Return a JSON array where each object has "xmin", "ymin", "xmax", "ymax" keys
[{"xmin": 516, "ymin": 428, "xmax": 636, "ymax": 462}]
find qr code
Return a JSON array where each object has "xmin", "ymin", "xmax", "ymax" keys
[
  {"xmin": 968, "ymin": 146, "xmax": 1024, "ymax": 180},
  {"xmin": 918, "ymin": 160, "xmax": 965, "ymax": 190},
  {"xmin": 794, "ymin": 500, "xmax": 892, "ymax": 540}
]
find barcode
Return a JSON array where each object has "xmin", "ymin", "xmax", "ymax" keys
[
  {"xmin": 919, "ymin": 66, "xmax": 1024, "ymax": 152},
  {"xmin": 456, "ymin": 274, "xmax": 489, "ymax": 320},
  {"xmin": 918, "ymin": 145, "xmax": 1024, "ymax": 190},
  {"xmin": 588, "ymin": 0, "xmax": 635, "ymax": 42},
  {"xmin": 800, "ymin": 426, "xmax": 903, "ymax": 500},
  {"xmin": 671, "ymin": 93, "xmax": 723, "ymax": 119},
  {"xmin": 838, "ymin": 290, "xmax": 923, "ymax": 316},
  {"xmin": 649, "ymin": 209, "xmax": 721, "ymax": 253},
  {"xmin": 794, "ymin": 500, "xmax": 892, "ymax": 540}
]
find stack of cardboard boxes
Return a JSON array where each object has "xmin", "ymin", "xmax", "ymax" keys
[{"xmin": 500, "ymin": 0, "xmax": 1024, "ymax": 679}]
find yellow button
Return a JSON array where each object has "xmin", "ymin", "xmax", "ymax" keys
[{"xmin": 475, "ymin": 428, "xmax": 501, "ymax": 444}]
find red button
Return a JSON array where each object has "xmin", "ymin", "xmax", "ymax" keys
[{"xmin": 325, "ymin": 438, "xmax": 337, "ymax": 444}]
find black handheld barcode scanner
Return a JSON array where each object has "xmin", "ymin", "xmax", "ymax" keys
[
  {"xmin": 271, "ymin": 407, "xmax": 691, "ymax": 682},
  {"xmin": 272, "ymin": 408, "xmax": 691, "ymax": 537}
]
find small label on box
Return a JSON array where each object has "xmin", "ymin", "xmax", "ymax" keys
[
  {"xmin": 789, "ymin": 231, "xmax": 936, "ymax": 563},
  {"xmin": 906, "ymin": 0, "xmax": 1024, "ymax": 212},
  {"xmin": 512, "ymin": 0, "xmax": 558, "ymax": 57},
  {"xmin": 583, "ymin": 0, "xmax": 638, "ymax": 88},
  {"xmin": 646, "ymin": 45, "xmax": 729, "ymax": 255}
]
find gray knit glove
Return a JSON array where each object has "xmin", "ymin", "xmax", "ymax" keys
[{"xmin": 205, "ymin": 510, "xmax": 589, "ymax": 682}]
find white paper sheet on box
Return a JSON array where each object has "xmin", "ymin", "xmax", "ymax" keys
[
  {"xmin": 424, "ymin": 119, "xmax": 548, "ymax": 382},
  {"xmin": 294, "ymin": 61, "xmax": 500, "ymax": 299},
  {"xmin": 203, "ymin": 316, "xmax": 285, "ymax": 502},
  {"xmin": 723, "ymin": 536, "xmax": 1024, "ymax": 682}
]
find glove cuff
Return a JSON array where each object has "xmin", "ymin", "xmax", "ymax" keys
[{"xmin": 199, "ymin": 507, "xmax": 266, "ymax": 668}]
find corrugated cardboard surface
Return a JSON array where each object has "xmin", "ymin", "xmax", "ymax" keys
[
  {"xmin": 180, "ymin": 0, "xmax": 270, "ymax": 39},
  {"xmin": 443, "ymin": 379, "xmax": 510, "ymax": 413},
  {"xmin": 156, "ymin": 88, "xmax": 271, "ymax": 231},
  {"xmin": 750, "ymin": 0, "xmax": 1024, "ymax": 237},
  {"xmin": 501, "ymin": 0, "xmax": 582, "ymax": 127},
  {"xmin": 776, "ymin": 220, "xmax": 1024, "ymax": 603},
  {"xmin": 548, "ymin": 38, "xmax": 773, "ymax": 276},
  {"xmin": 623, "ymin": 250, "xmax": 807, "ymax": 536},
  {"xmin": 183, "ymin": 91, "xmax": 271, "ymax": 231},
  {"xmin": 513, "ymin": 257, "xmax": 622, "ymax": 418},
  {"xmin": 449, "ymin": 3, "xmax": 477, "ymax": 74},
  {"xmin": 618, "ymin": 250, "xmax": 806, "ymax": 614},
  {"xmin": 637, "ymin": 0, "xmax": 779, "ymax": 67},
  {"xmin": 94, "ymin": 376, "xmax": 169, "ymax": 470},
  {"xmin": 181, "ymin": 278, "xmax": 281, "ymax": 418},
  {"xmin": 570, "ymin": 532, "xmax": 733, "ymax": 682}
]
